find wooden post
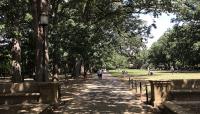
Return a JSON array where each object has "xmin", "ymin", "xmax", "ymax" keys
[
  {"xmin": 135, "ymin": 80, "xmax": 137, "ymax": 93},
  {"xmin": 140, "ymin": 82, "xmax": 142, "ymax": 100},
  {"xmin": 131, "ymin": 79, "xmax": 134, "ymax": 88},
  {"xmin": 146, "ymin": 84, "xmax": 148, "ymax": 104},
  {"xmin": 140, "ymin": 82, "xmax": 142, "ymax": 94}
]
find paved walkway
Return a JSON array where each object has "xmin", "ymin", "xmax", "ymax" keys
[{"xmin": 51, "ymin": 73, "xmax": 160, "ymax": 114}]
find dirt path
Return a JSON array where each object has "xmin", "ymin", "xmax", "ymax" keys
[{"xmin": 52, "ymin": 73, "xmax": 159, "ymax": 114}]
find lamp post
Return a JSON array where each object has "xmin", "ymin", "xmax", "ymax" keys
[{"xmin": 39, "ymin": 12, "xmax": 48, "ymax": 81}]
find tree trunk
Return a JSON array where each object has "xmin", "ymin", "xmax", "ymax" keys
[
  {"xmin": 64, "ymin": 63, "xmax": 69, "ymax": 80},
  {"xmin": 71, "ymin": 57, "xmax": 81, "ymax": 78},
  {"xmin": 83, "ymin": 65, "xmax": 87, "ymax": 79},
  {"xmin": 32, "ymin": 0, "xmax": 49, "ymax": 82},
  {"xmin": 76, "ymin": 59, "xmax": 82, "ymax": 77},
  {"xmin": 71, "ymin": 58, "xmax": 77, "ymax": 78},
  {"xmin": 43, "ymin": 26, "xmax": 49, "ymax": 81},
  {"xmin": 83, "ymin": 62, "xmax": 89, "ymax": 79},
  {"xmin": 52, "ymin": 64, "xmax": 59, "ymax": 81},
  {"xmin": 11, "ymin": 39, "xmax": 22, "ymax": 82},
  {"xmin": 9, "ymin": 1, "xmax": 22, "ymax": 82}
]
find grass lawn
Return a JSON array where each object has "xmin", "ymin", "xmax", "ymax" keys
[
  {"xmin": 109, "ymin": 69, "xmax": 200, "ymax": 81},
  {"xmin": 109, "ymin": 69, "xmax": 148, "ymax": 76}
]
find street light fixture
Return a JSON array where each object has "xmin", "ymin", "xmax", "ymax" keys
[{"xmin": 39, "ymin": 12, "xmax": 48, "ymax": 26}]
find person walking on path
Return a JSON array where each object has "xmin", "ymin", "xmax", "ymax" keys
[
  {"xmin": 97, "ymin": 69, "xmax": 103, "ymax": 79},
  {"xmin": 170, "ymin": 66, "xmax": 175, "ymax": 74},
  {"xmin": 148, "ymin": 67, "xmax": 153, "ymax": 75}
]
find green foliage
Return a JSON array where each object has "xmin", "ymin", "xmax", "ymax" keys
[
  {"xmin": 172, "ymin": 0, "xmax": 200, "ymax": 23},
  {"xmin": 48, "ymin": 0, "xmax": 161, "ymax": 72},
  {"xmin": 1, "ymin": 0, "xmax": 190, "ymax": 76},
  {"xmin": 104, "ymin": 51, "xmax": 128, "ymax": 69},
  {"xmin": 0, "ymin": 45, "xmax": 11, "ymax": 74},
  {"xmin": 148, "ymin": 23, "xmax": 200, "ymax": 69},
  {"xmin": 131, "ymin": 49, "xmax": 149, "ymax": 69},
  {"xmin": 24, "ymin": 13, "xmax": 33, "ymax": 22},
  {"xmin": 0, "ymin": 0, "xmax": 34, "ymax": 75}
]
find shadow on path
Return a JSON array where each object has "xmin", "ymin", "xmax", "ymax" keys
[{"xmin": 51, "ymin": 73, "xmax": 159, "ymax": 114}]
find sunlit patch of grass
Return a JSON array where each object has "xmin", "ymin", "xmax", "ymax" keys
[
  {"xmin": 109, "ymin": 71, "xmax": 122, "ymax": 77},
  {"xmin": 109, "ymin": 69, "xmax": 200, "ymax": 80},
  {"xmin": 109, "ymin": 69, "xmax": 148, "ymax": 77}
]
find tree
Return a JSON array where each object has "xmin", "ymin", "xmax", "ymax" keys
[
  {"xmin": 0, "ymin": 0, "xmax": 32, "ymax": 82},
  {"xmin": 148, "ymin": 24, "xmax": 200, "ymax": 70},
  {"xmin": 32, "ymin": 0, "xmax": 49, "ymax": 81},
  {"xmin": 1, "ymin": 0, "xmax": 186, "ymax": 81}
]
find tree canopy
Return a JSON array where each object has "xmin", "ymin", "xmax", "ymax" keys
[{"xmin": 1, "ymin": 0, "xmax": 199, "ymax": 79}]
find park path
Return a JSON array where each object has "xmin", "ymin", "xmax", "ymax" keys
[{"xmin": 52, "ymin": 73, "xmax": 159, "ymax": 114}]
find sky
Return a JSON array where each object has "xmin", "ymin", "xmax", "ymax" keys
[{"xmin": 141, "ymin": 13, "xmax": 176, "ymax": 48}]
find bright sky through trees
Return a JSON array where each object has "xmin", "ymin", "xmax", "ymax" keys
[{"xmin": 141, "ymin": 13, "xmax": 176, "ymax": 48}]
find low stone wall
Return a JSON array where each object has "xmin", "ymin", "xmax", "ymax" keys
[
  {"xmin": 0, "ymin": 82, "xmax": 38, "ymax": 93},
  {"xmin": 38, "ymin": 82, "xmax": 60, "ymax": 104},
  {"xmin": 150, "ymin": 79, "xmax": 200, "ymax": 106},
  {"xmin": 0, "ymin": 82, "xmax": 59, "ymax": 104},
  {"xmin": 167, "ymin": 90, "xmax": 200, "ymax": 101},
  {"xmin": 149, "ymin": 81, "xmax": 171, "ymax": 106},
  {"xmin": 171, "ymin": 79, "xmax": 200, "ymax": 90},
  {"xmin": 0, "ymin": 103, "xmax": 50, "ymax": 114}
]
